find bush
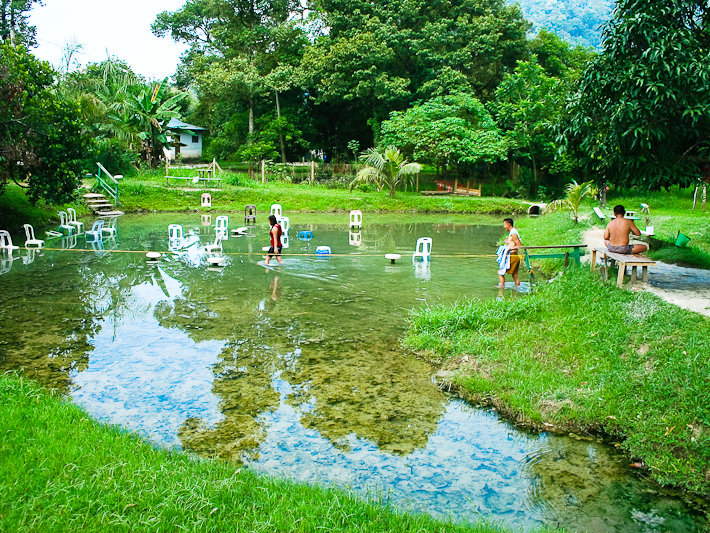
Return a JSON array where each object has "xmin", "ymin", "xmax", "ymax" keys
[{"xmin": 94, "ymin": 137, "xmax": 138, "ymax": 176}]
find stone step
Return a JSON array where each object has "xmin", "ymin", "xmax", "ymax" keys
[
  {"xmin": 83, "ymin": 193, "xmax": 106, "ymax": 200},
  {"xmin": 98, "ymin": 211, "xmax": 124, "ymax": 217}
]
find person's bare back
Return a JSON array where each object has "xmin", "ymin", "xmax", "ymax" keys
[{"xmin": 603, "ymin": 205, "xmax": 647, "ymax": 254}]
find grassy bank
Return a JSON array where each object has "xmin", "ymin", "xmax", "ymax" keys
[
  {"xmin": 404, "ymin": 268, "xmax": 710, "ymax": 499},
  {"xmin": 0, "ymin": 375, "xmax": 523, "ymax": 533}
]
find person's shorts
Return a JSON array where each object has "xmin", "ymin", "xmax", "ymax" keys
[
  {"xmin": 267, "ymin": 246, "xmax": 282, "ymax": 257},
  {"xmin": 506, "ymin": 254, "xmax": 521, "ymax": 274},
  {"xmin": 607, "ymin": 244, "xmax": 634, "ymax": 254}
]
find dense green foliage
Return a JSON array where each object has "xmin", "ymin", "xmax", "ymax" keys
[
  {"xmin": 0, "ymin": 375, "xmax": 513, "ymax": 533},
  {"xmin": 405, "ymin": 268, "xmax": 710, "ymax": 498},
  {"xmin": 0, "ymin": 44, "xmax": 89, "ymax": 204},
  {"xmin": 0, "ymin": 0, "xmax": 41, "ymax": 46},
  {"xmin": 564, "ymin": 0, "xmax": 710, "ymax": 191}
]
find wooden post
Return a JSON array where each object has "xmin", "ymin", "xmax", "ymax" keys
[
  {"xmin": 261, "ymin": 160, "xmax": 265, "ymax": 184},
  {"xmin": 311, "ymin": 161, "xmax": 315, "ymax": 185},
  {"xmin": 416, "ymin": 173, "xmax": 419, "ymax": 192},
  {"xmin": 454, "ymin": 178, "xmax": 458, "ymax": 192},
  {"xmin": 466, "ymin": 180, "xmax": 470, "ymax": 190},
  {"xmin": 703, "ymin": 183, "xmax": 707, "ymax": 213}
]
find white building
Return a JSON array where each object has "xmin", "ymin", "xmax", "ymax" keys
[{"xmin": 166, "ymin": 118, "xmax": 207, "ymax": 162}]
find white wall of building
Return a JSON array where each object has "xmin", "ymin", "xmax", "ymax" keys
[{"xmin": 169, "ymin": 132, "xmax": 203, "ymax": 161}]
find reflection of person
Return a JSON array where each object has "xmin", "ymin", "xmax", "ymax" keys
[
  {"xmin": 497, "ymin": 218, "xmax": 522, "ymax": 288},
  {"xmin": 604, "ymin": 205, "xmax": 647, "ymax": 254},
  {"xmin": 270, "ymin": 275, "xmax": 281, "ymax": 301},
  {"xmin": 265, "ymin": 215, "xmax": 283, "ymax": 265}
]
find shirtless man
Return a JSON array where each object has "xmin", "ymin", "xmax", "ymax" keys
[
  {"xmin": 604, "ymin": 205, "xmax": 647, "ymax": 254},
  {"xmin": 498, "ymin": 218, "xmax": 522, "ymax": 288}
]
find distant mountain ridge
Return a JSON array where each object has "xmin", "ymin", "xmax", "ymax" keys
[{"xmin": 514, "ymin": 0, "xmax": 614, "ymax": 48}]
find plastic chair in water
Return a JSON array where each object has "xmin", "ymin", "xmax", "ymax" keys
[
  {"xmin": 413, "ymin": 237, "xmax": 432, "ymax": 261},
  {"xmin": 58, "ymin": 211, "xmax": 75, "ymax": 235},
  {"xmin": 201, "ymin": 193, "xmax": 212, "ymax": 208},
  {"xmin": 349, "ymin": 231, "xmax": 362, "ymax": 246},
  {"xmin": 641, "ymin": 203, "xmax": 650, "ymax": 214},
  {"xmin": 169, "ymin": 224, "xmax": 183, "ymax": 239},
  {"xmin": 0, "ymin": 230, "xmax": 20, "ymax": 253},
  {"xmin": 66, "ymin": 208, "xmax": 85, "ymax": 234},
  {"xmin": 23, "ymin": 224, "xmax": 44, "ymax": 248},
  {"xmin": 102, "ymin": 216, "xmax": 118, "ymax": 238},
  {"xmin": 245, "ymin": 205, "xmax": 256, "ymax": 224},
  {"xmin": 204, "ymin": 233, "xmax": 223, "ymax": 252},
  {"xmin": 270, "ymin": 204, "xmax": 283, "ymax": 219},
  {"xmin": 315, "ymin": 246, "xmax": 331, "ymax": 255},
  {"xmin": 281, "ymin": 233, "xmax": 289, "ymax": 249},
  {"xmin": 349, "ymin": 210, "xmax": 362, "ymax": 228},
  {"xmin": 278, "ymin": 216, "xmax": 290, "ymax": 234},
  {"xmin": 298, "ymin": 230, "xmax": 313, "ymax": 241},
  {"xmin": 85, "ymin": 220, "xmax": 105, "ymax": 242},
  {"xmin": 215, "ymin": 216, "xmax": 229, "ymax": 232}
]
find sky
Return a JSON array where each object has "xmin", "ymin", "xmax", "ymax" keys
[{"xmin": 29, "ymin": 0, "xmax": 189, "ymax": 80}]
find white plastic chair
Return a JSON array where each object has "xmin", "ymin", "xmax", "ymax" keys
[
  {"xmin": 270, "ymin": 204, "xmax": 283, "ymax": 218},
  {"xmin": 349, "ymin": 210, "xmax": 362, "ymax": 228},
  {"xmin": 169, "ymin": 224, "xmax": 183, "ymax": 239},
  {"xmin": 204, "ymin": 233, "xmax": 223, "ymax": 252},
  {"xmin": 102, "ymin": 216, "xmax": 118, "ymax": 237},
  {"xmin": 201, "ymin": 193, "xmax": 212, "ymax": 208},
  {"xmin": 58, "ymin": 211, "xmax": 75, "ymax": 235},
  {"xmin": 0, "ymin": 230, "xmax": 20, "ymax": 253},
  {"xmin": 85, "ymin": 220, "xmax": 104, "ymax": 242},
  {"xmin": 23, "ymin": 224, "xmax": 44, "ymax": 248},
  {"xmin": 215, "ymin": 216, "xmax": 229, "ymax": 232},
  {"xmin": 66, "ymin": 208, "xmax": 85, "ymax": 234},
  {"xmin": 349, "ymin": 231, "xmax": 362, "ymax": 246},
  {"xmin": 413, "ymin": 237, "xmax": 432, "ymax": 261},
  {"xmin": 281, "ymin": 233, "xmax": 289, "ymax": 249},
  {"xmin": 278, "ymin": 216, "xmax": 290, "ymax": 234},
  {"xmin": 641, "ymin": 203, "xmax": 650, "ymax": 214}
]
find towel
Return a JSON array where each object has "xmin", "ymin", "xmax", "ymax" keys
[{"xmin": 496, "ymin": 245, "xmax": 511, "ymax": 275}]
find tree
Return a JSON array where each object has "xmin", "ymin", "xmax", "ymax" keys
[
  {"xmin": 1, "ymin": 0, "xmax": 42, "ymax": 47},
  {"xmin": 547, "ymin": 179, "xmax": 597, "ymax": 223},
  {"xmin": 563, "ymin": 0, "xmax": 710, "ymax": 190},
  {"xmin": 349, "ymin": 146, "xmax": 421, "ymax": 197},
  {"xmin": 0, "ymin": 44, "xmax": 89, "ymax": 204},
  {"xmin": 380, "ymin": 92, "xmax": 509, "ymax": 176}
]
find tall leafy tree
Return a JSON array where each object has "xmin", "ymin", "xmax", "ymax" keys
[
  {"xmin": 0, "ymin": 45, "xmax": 89, "ymax": 204},
  {"xmin": 564, "ymin": 0, "xmax": 710, "ymax": 190},
  {"xmin": 1, "ymin": 0, "xmax": 42, "ymax": 47}
]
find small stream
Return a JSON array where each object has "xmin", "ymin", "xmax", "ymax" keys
[{"xmin": 0, "ymin": 213, "xmax": 706, "ymax": 532}]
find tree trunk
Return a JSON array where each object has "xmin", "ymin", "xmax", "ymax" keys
[
  {"xmin": 275, "ymin": 91, "xmax": 286, "ymax": 164},
  {"xmin": 248, "ymin": 97, "xmax": 255, "ymax": 135}
]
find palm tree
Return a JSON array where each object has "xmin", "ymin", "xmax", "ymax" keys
[
  {"xmin": 349, "ymin": 146, "xmax": 422, "ymax": 197},
  {"xmin": 547, "ymin": 180, "xmax": 597, "ymax": 223}
]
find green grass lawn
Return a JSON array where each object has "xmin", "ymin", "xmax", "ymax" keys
[
  {"xmin": 0, "ymin": 375, "xmax": 527, "ymax": 533},
  {"xmin": 404, "ymin": 268, "xmax": 710, "ymax": 499}
]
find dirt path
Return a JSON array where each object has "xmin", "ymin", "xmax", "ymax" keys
[{"xmin": 583, "ymin": 228, "xmax": 710, "ymax": 317}]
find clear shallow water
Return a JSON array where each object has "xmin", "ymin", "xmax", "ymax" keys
[{"xmin": 0, "ymin": 213, "xmax": 705, "ymax": 532}]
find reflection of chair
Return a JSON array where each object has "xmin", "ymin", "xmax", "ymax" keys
[
  {"xmin": 0, "ymin": 230, "xmax": 20, "ymax": 253},
  {"xmin": 23, "ymin": 225, "xmax": 44, "ymax": 248},
  {"xmin": 201, "ymin": 193, "xmax": 212, "ymax": 207},
  {"xmin": 245, "ymin": 204, "xmax": 256, "ymax": 224},
  {"xmin": 58, "ymin": 211, "xmax": 75, "ymax": 235},
  {"xmin": 278, "ymin": 216, "xmax": 290, "ymax": 233},
  {"xmin": 102, "ymin": 216, "xmax": 118, "ymax": 237},
  {"xmin": 349, "ymin": 231, "xmax": 362, "ymax": 246},
  {"xmin": 413, "ymin": 261, "xmax": 431, "ymax": 281},
  {"xmin": 85, "ymin": 220, "xmax": 105, "ymax": 242},
  {"xmin": 201, "ymin": 215, "xmax": 212, "ymax": 226},
  {"xmin": 204, "ymin": 233, "xmax": 223, "ymax": 252},
  {"xmin": 413, "ymin": 237, "xmax": 432, "ymax": 261},
  {"xmin": 61, "ymin": 235, "xmax": 78, "ymax": 250},
  {"xmin": 66, "ymin": 208, "xmax": 85, "ymax": 234},
  {"xmin": 349, "ymin": 210, "xmax": 362, "ymax": 228},
  {"xmin": 22, "ymin": 248, "xmax": 41, "ymax": 265},
  {"xmin": 0, "ymin": 254, "xmax": 13, "ymax": 275},
  {"xmin": 270, "ymin": 204, "xmax": 282, "ymax": 218},
  {"xmin": 169, "ymin": 224, "xmax": 183, "ymax": 239},
  {"xmin": 215, "ymin": 216, "xmax": 229, "ymax": 232}
]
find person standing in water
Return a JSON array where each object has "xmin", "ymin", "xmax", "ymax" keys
[
  {"xmin": 265, "ymin": 215, "xmax": 283, "ymax": 265},
  {"xmin": 497, "ymin": 218, "xmax": 522, "ymax": 288}
]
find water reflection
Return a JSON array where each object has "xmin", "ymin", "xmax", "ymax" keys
[{"xmin": 0, "ymin": 213, "xmax": 705, "ymax": 532}]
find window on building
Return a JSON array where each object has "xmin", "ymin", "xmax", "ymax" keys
[{"xmin": 192, "ymin": 135, "xmax": 199, "ymax": 143}]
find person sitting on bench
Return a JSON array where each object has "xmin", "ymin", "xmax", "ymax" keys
[{"xmin": 604, "ymin": 205, "xmax": 647, "ymax": 254}]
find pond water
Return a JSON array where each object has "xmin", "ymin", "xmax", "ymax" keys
[{"xmin": 0, "ymin": 213, "xmax": 706, "ymax": 532}]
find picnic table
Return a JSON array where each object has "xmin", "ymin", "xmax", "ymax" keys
[
  {"xmin": 590, "ymin": 247, "xmax": 656, "ymax": 287},
  {"xmin": 166, "ymin": 175, "xmax": 222, "ymax": 188},
  {"xmin": 518, "ymin": 244, "xmax": 587, "ymax": 272}
]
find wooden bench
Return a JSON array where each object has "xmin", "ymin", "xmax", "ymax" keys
[
  {"xmin": 590, "ymin": 247, "xmax": 656, "ymax": 287},
  {"xmin": 519, "ymin": 244, "xmax": 587, "ymax": 272},
  {"xmin": 166, "ymin": 176, "xmax": 222, "ymax": 189}
]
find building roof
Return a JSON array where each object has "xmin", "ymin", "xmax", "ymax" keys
[{"xmin": 166, "ymin": 118, "xmax": 207, "ymax": 131}]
